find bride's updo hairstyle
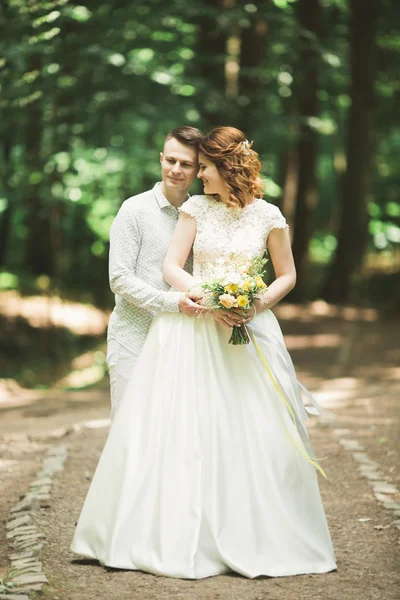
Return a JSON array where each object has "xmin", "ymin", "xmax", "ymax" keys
[{"xmin": 199, "ymin": 126, "xmax": 263, "ymax": 208}]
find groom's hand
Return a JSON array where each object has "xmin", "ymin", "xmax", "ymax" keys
[{"xmin": 178, "ymin": 295, "xmax": 207, "ymax": 316}]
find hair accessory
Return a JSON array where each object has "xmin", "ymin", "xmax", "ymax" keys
[{"xmin": 241, "ymin": 139, "xmax": 252, "ymax": 155}]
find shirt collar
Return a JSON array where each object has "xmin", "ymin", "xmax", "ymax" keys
[{"xmin": 153, "ymin": 182, "xmax": 189, "ymax": 211}]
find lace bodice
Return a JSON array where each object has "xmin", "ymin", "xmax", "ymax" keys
[{"xmin": 180, "ymin": 195, "xmax": 288, "ymax": 280}]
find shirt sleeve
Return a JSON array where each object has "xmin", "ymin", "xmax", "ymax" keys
[{"xmin": 109, "ymin": 202, "xmax": 182, "ymax": 315}]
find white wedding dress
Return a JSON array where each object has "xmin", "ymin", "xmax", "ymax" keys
[{"xmin": 71, "ymin": 196, "xmax": 336, "ymax": 579}]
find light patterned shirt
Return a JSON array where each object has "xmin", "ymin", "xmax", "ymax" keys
[{"xmin": 107, "ymin": 183, "xmax": 191, "ymax": 355}]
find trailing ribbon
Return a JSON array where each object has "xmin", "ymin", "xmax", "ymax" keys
[{"xmin": 248, "ymin": 330, "xmax": 327, "ymax": 479}]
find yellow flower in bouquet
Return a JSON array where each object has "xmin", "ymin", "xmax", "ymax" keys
[
  {"xmin": 225, "ymin": 284, "xmax": 238, "ymax": 294},
  {"xmin": 241, "ymin": 279, "xmax": 253, "ymax": 292},
  {"xmin": 200, "ymin": 253, "xmax": 269, "ymax": 345},
  {"xmin": 237, "ymin": 295, "xmax": 249, "ymax": 308},
  {"xmin": 256, "ymin": 276, "xmax": 266, "ymax": 289}
]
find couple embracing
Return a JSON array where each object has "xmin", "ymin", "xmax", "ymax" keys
[{"xmin": 71, "ymin": 126, "xmax": 336, "ymax": 579}]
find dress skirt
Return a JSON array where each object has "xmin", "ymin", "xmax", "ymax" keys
[{"xmin": 70, "ymin": 309, "xmax": 336, "ymax": 579}]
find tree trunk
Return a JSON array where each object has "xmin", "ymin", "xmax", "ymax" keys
[
  {"xmin": 196, "ymin": 0, "xmax": 229, "ymax": 128},
  {"xmin": 0, "ymin": 135, "xmax": 13, "ymax": 267},
  {"xmin": 23, "ymin": 56, "xmax": 53, "ymax": 276},
  {"xmin": 277, "ymin": 144, "xmax": 298, "ymax": 234},
  {"xmin": 290, "ymin": 0, "xmax": 322, "ymax": 301},
  {"xmin": 321, "ymin": 0, "xmax": 378, "ymax": 303},
  {"xmin": 238, "ymin": 1, "xmax": 268, "ymax": 137}
]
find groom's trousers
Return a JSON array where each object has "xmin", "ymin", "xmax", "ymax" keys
[{"xmin": 107, "ymin": 338, "xmax": 138, "ymax": 420}]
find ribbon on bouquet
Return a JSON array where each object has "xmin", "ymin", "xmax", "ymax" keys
[{"xmin": 248, "ymin": 330, "xmax": 327, "ymax": 479}]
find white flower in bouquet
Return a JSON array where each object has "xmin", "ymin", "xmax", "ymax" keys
[{"xmin": 221, "ymin": 272, "xmax": 242, "ymax": 286}]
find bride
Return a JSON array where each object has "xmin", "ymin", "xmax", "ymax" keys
[{"xmin": 71, "ymin": 127, "xmax": 336, "ymax": 579}]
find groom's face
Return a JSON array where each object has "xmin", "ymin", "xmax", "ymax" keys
[{"xmin": 160, "ymin": 137, "xmax": 199, "ymax": 193}]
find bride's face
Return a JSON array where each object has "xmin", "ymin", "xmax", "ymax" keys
[{"xmin": 198, "ymin": 154, "xmax": 228, "ymax": 197}]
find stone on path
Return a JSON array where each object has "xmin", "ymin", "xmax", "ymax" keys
[
  {"xmin": 6, "ymin": 514, "xmax": 32, "ymax": 530},
  {"xmin": 14, "ymin": 565, "xmax": 43, "ymax": 575},
  {"xmin": 360, "ymin": 469, "xmax": 383, "ymax": 481},
  {"xmin": 30, "ymin": 477, "xmax": 52, "ymax": 487},
  {"xmin": 34, "ymin": 493, "xmax": 51, "ymax": 501},
  {"xmin": 10, "ymin": 495, "xmax": 40, "ymax": 513},
  {"xmin": 48, "ymin": 444, "xmax": 67, "ymax": 455},
  {"xmin": 8, "ymin": 551, "xmax": 34, "ymax": 561},
  {"xmin": 383, "ymin": 501, "xmax": 400, "ymax": 511},
  {"xmin": 7, "ymin": 526, "xmax": 38, "ymax": 539},
  {"xmin": 374, "ymin": 492, "xmax": 393, "ymax": 503},
  {"xmin": 373, "ymin": 483, "xmax": 398, "ymax": 494},
  {"xmin": 0, "ymin": 595, "xmax": 30, "ymax": 600},
  {"xmin": 333, "ymin": 428, "xmax": 351, "ymax": 436},
  {"xmin": 13, "ymin": 542, "xmax": 44, "ymax": 553},
  {"xmin": 46, "ymin": 426, "xmax": 70, "ymax": 439},
  {"xmin": 10, "ymin": 585, "xmax": 43, "ymax": 593},
  {"xmin": 11, "ymin": 559, "xmax": 42, "ymax": 569},
  {"xmin": 30, "ymin": 485, "xmax": 51, "ymax": 494},
  {"xmin": 12, "ymin": 573, "xmax": 48, "ymax": 585},
  {"xmin": 352, "ymin": 453, "xmax": 378, "ymax": 467},
  {"xmin": 340, "ymin": 439, "xmax": 365, "ymax": 451},
  {"xmin": 42, "ymin": 458, "xmax": 64, "ymax": 473},
  {"xmin": 12, "ymin": 536, "xmax": 40, "ymax": 545},
  {"xmin": 27, "ymin": 543, "xmax": 44, "ymax": 552},
  {"xmin": 73, "ymin": 419, "xmax": 110, "ymax": 433}
]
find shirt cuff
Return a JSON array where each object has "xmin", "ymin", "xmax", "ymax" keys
[{"xmin": 162, "ymin": 291, "xmax": 183, "ymax": 313}]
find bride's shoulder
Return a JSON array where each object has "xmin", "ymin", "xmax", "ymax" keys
[
  {"xmin": 180, "ymin": 195, "xmax": 214, "ymax": 218},
  {"xmin": 255, "ymin": 200, "xmax": 289, "ymax": 232},
  {"xmin": 254, "ymin": 199, "xmax": 281, "ymax": 213}
]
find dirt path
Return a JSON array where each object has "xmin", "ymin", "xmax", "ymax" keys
[
  {"xmin": 33, "ymin": 416, "xmax": 399, "ymax": 600},
  {"xmin": 1, "ymin": 304, "xmax": 399, "ymax": 599}
]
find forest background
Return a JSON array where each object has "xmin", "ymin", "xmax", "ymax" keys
[{"xmin": 0, "ymin": 0, "xmax": 399, "ymax": 388}]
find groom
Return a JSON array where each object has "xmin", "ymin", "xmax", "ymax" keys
[{"xmin": 107, "ymin": 126, "xmax": 204, "ymax": 418}]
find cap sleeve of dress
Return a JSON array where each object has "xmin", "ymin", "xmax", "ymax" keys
[
  {"xmin": 179, "ymin": 195, "xmax": 206, "ymax": 220},
  {"xmin": 265, "ymin": 203, "xmax": 289, "ymax": 238}
]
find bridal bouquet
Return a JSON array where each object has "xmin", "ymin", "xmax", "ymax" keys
[{"xmin": 200, "ymin": 254, "xmax": 268, "ymax": 345}]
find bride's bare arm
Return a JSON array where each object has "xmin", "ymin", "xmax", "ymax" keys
[
  {"xmin": 230, "ymin": 228, "xmax": 296, "ymax": 323},
  {"xmin": 163, "ymin": 213, "xmax": 198, "ymax": 292},
  {"xmin": 164, "ymin": 213, "xmax": 249, "ymax": 327},
  {"xmin": 259, "ymin": 227, "xmax": 296, "ymax": 310}
]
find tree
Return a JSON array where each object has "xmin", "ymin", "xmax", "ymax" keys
[
  {"xmin": 321, "ymin": 0, "xmax": 378, "ymax": 303},
  {"xmin": 23, "ymin": 53, "xmax": 54, "ymax": 275},
  {"xmin": 237, "ymin": 0, "xmax": 268, "ymax": 137},
  {"xmin": 0, "ymin": 127, "xmax": 14, "ymax": 266},
  {"xmin": 195, "ymin": 0, "xmax": 229, "ymax": 128},
  {"xmin": 290, "ymin": 0, "xmax": 322, "ymax": 300}
]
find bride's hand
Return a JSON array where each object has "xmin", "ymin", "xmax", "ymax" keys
[
  {"xmin": 212, "ymin": 309, "xmax": 246, "ymax": 329},
  {"xmin": 230, "ymin": 298, "xmax": 264, "ymax": 325}
]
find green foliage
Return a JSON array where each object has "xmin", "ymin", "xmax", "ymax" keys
[
  {"xmin": 0, "ymin": 0, "xmax": 398, "ymax": 308},
  {"xmin": 0, "ymin": 577, "xmax": 15, "ymax": 593}
]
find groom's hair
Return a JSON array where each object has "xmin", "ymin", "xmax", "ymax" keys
[{"xmin": 165, "ymin": 126, "xmax": 203, "ymax": 149}]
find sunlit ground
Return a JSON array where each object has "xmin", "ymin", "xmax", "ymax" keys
[
  {"xmin": 0, "ymin": 291, "xmax": 398, "ymax": 411},
  {"xmin": 0, "ymin": 290, "xmax": 108, "ymax": 335},
  {"xmin": 0, "ymin": 291, "xmax": 110, "ymax": 398}
]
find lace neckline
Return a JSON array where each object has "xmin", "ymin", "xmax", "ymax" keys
[{"xmin": 205, "ymin": 196, "xmax": 261, "ymax": 211}]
